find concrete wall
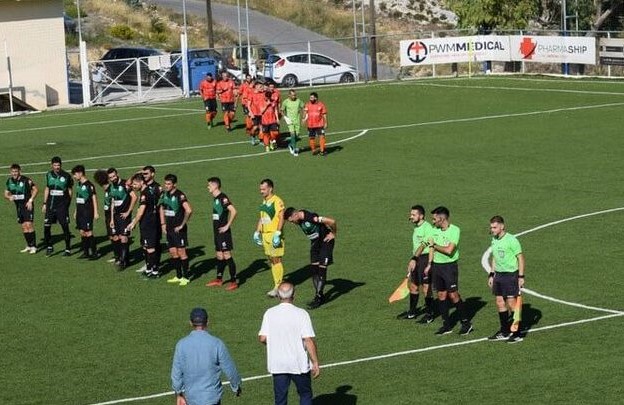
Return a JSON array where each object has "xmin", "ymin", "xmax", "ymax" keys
[{"xmin": 0, "ymin": 0, "xmax": 68, "ymax": 110}]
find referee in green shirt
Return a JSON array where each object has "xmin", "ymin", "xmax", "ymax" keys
[
  {"xmin": 426, "ymin": 206, "xmax": 473, "ymax": 335},
  {"xmin": 487, "ymin": 215, "xmax": 525, "ymax": 343}
]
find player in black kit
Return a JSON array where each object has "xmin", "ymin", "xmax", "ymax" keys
[
  {"xmin": 283, "ymin": 207, "xmax": 337, "ymax": 309},
  {"xmin": 4, "ymin": 163, "xmax": 38, "ymax": 253},
  {"xmin": 205, "ymin": 177, "xmax": 238, "ymax": 290},
  {"xmin": 107, "ymin": 168, "xmax": 137, "ymax": 269},
  {"xmin": 71, "ymin": 165, "xmax": 99, "ymax": 259},
  {"xmin": 42, "ymin": 156, "xmax": 74, "ymax": 256},
  {"xmin": 127, "ymin": 173, "xmax": 161, "ymax": 277}
]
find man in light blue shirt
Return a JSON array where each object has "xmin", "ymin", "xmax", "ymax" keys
[{"xmin": 172, "ymin": 307, "xmax": 242, "ymax": 405}]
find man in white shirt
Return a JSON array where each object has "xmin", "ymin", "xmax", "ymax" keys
[{"xmin": 259, "ymin": 282, "xmax": 320, "ymax": 405}]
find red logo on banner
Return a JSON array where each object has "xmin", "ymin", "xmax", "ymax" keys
[
  {"xmin": 520, "ymin": 37, "xmax": 537, "ymax": 59},
  {"xmin": 407, "ymin": 41, "xmax": 428, "ymax": 63}
]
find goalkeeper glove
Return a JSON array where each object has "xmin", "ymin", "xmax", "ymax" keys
[
  {"xmin": 253, "ymin": 231, "xmax": 262, "ymax": 246},
  {"xmin": 272, "ymin": 231, "xmax": 282, "ymax": 248}
]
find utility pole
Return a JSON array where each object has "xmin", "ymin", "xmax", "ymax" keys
[
  {"xmin": 369, "ymin": 0, "xmax": 377, "ymax": 80},
  {"xmin": 206, "ymin": 0, "xmax": 214, "ymax": 48}
]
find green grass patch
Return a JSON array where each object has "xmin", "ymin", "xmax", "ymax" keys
[{"xmin": 1, "ymin": 77, "xmax": 623, "ymax": 404}]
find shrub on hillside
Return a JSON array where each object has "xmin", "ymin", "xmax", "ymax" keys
[{"xmin": 110, "ymin": 24, "xmax": 136, "ymax": 40}]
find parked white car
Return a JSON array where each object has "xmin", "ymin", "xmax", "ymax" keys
[{"xmin": 263, "ymin": 52, "xmax": 358, "ymax": 87}]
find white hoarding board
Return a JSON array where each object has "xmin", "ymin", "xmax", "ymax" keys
[
  {"xmin": 400, "ymin": 36, "xmax": 511, "ymax": 66},
  {"xmin": 509, "ymin": 36, "xmax": 596, "ymax": 64}
]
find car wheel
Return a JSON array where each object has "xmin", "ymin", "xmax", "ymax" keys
[
  {"xmin": 339, "ymin": 73, "xmax": 355, "ymax": 83},
  {"xmin": 282, "ymin": 74, "xmax": 298, "ymax": 88},
  {"xmin": 147, "ymin": 72, "xmax": 158, "ymax": 86}
]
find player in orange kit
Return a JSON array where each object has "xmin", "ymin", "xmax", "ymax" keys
[
  {"xmin": 304, "ymin": 92, "xmax": 328, "ymax": 155},
  {"xmin": 216, "ymin": 71, "xmax": 238, "ymax": 132},
  {"xmin": 248, "ymin": 81, "xmax": 266, "ymax": 146},
  {"xmin": 198, "ymin": 73, "xmax": 217, "ymax": 128},
  {"xmin": 239, "ymin": 74, "xmax": 255, "ymax": 136},
  {"xmin": 260, "ymin": 90, "xmax": 280, "ymax": 152}
]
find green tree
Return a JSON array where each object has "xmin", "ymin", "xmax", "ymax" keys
[{"xmin": 447, "ymin": 0, "xmax": 541, "ymax": 30}]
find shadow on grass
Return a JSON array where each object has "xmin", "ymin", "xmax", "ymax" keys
[
  {"xmin": 284, "ymin": 264, "xmax": 313, "ymax": 286},
  {"xmin": 237, "ymin": 258, "xmax": 271, "ymax": 286},
  {"xmin": 189, "ymin": 257, "xmax": 218, "ymax": 281},
  {"xmin": 324, "ymin": 278, "xmax": 365, "ymax": 305},
  {"xmin": 518, "ymin": 303, "xmax": 542, "ymax": 338},
  {"xmin": 158, "ymin": 245, "xmax": 206, "ymax": 278},
  {"xmin": 448, "ymin": 296, "xmax": 487, "ymax": 328},
  {"xmin": 314, "ymin": 385, "xmax": 357, "ymax": 405}
]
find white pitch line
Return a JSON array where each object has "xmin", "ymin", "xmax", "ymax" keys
[
  {"xmin": 138, "ymin": 106, "xmax": 204, "ymax": 112},
  {"xmin": 414, "ymin": 82, "xmax": 624, "ymax": 97},
  {"xmin": 18, "ymin": 130, "xmax": 372, "ymax": 176},
  {"xmin": 329, "ymin": 101, "xmax": 624, "ymax": 136},
  {"xmin": 0, "ymin": 111, "xmax": 198, "ymax": 135},
  {"xmin": 10, "ymin": 140, "xmax": 250, "ymax": 168},
  {"xmin": 15, "ymin": 100, "xmax": 621, "ymax": 174},
  {"xmin": 481, "ymin": 207, "xmax": 624, "ymax": 315},
  {"xmin": 86, "ymin": 311, "xmax": 624, "ymax": 405}
]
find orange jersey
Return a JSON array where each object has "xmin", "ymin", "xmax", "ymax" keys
[
  {"xmin": 249, "ymin": 90, "xmax": 266, "ymax": 116},
  {"xmin": 199, "ymin": 79, "xmax": 217, "ymax": 100},
  {"xmin": 261, "ymin": 99, "xmax": 278, "ymax": 126},
  {"xmin": 240, "ymin": 81, "xmax": 253, "ymax": 104},
  {"xmin": 270, "ymin": 89, "xmax": 281, "ymax": 109},
  {"xmin": 216, "ymin": 79, "xmax": 236, "ymax": 103},
  {"xmin": 304, "ymin": 101, "xmax": 327, "ymax": 128}
]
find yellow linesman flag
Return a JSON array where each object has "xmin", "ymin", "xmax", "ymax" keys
[{"xmin": 388, "ymin": 278, "xmax": 410, "ymax": 303}]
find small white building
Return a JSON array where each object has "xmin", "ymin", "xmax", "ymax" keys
[{"xmin": 0, "ymin": 0, "xmax": 68, "ymax": 111}]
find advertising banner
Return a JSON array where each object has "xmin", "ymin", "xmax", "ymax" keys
[
  {"xmin": 598, "ymin": 37, "xmax": 624, "ymax": 66},
  {"xmin": 399, "ymin": 36, "xmax": 511, "ymax": 66},
  {"xmin": 509, "ymin": 35, "xmax": 596, "ymax": 64}
]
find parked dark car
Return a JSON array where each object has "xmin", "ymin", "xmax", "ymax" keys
[{"xmin": 100, "ymin": 47, "xmax": 173, "ymax": 86}]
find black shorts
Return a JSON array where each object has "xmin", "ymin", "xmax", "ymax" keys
[
  {"xmin": 214, "ymin": 230, "xmax": 233, "ymax": 252},
  {"xmin": 140, "ymin": 224, "xmax": 160, "ymax": 249},
  {"xmin": 166, "ymin": 228, "xmax": 188, "ymax": 248},
  {"xmin": 252, "ymin": 115, "xmax": 262, "ymax": 126},
  {"xmin": 310, "ymin": 238, "xmax": 334, "ymax": 267},
  {"xmin": 15, "ymin": 203, "xmax": 34, "ymax": 224},
  {"xmin": 262, "ymin": 123, "xmax": 279, "ymax": 133},
  {"xmin": 432, "ymin": 261, "xmax": 459, "ymax": 293},
  {"xmin": 308, "ymin": 127, "xmax": 325, "ymax": 138},
  {"xmin": 203, "ymin": 98, "xmax": 217, "ymax": 112},
  {"xmin": 221, "ymin": 102, "xmax": 235, "ymax": 112},
  {"xmin": 45, "ymin": 205, "xmax": 70, "ymax": 226},
  {"xmin": 76, "ymin": 214, "xmax": 94, "ymax": 232},
  {"xmin": 493, "ymin": 271, "xmax": 520, "ymax": 297},
  {"xmin": 111, "ymin": 214, "xmax": 132, "ymax": 237},
  {"xmin": 409, "ymin": 254, "xmax": 431, "ymax": 285}
]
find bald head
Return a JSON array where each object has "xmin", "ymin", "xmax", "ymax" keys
[{"xmin": 277, "ymin": 282, "xmax": 294, "ymax": 301}]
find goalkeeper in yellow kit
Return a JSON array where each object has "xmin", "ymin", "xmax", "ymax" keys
[{"xmin": 253, "ymin": 178, "xmax": 286, "ymax": 297}]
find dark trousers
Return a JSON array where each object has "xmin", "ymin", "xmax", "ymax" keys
[{"xmin": 272, "ymin": 372, "xmax": 313, "ymax": 405}]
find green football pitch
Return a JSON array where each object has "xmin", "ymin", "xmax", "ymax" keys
[{"xmin": 1, "ymin": 77, "xmax": 623, "ymax": 405}]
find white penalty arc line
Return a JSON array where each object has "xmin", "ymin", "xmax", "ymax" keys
[
  {"xmin": 86, "ymin": 311, "xmax": 624, "ymax": 405},
  {"xmin": 18, "ymin": 130, "xmax": 371, "ymax": 176},
  {"xmin": 87, "ymin": 210, "xmax": 624, "ymax": 405},
  {"xmin": 481, "ymin": 207, "xmax": 624, "ymax": 315},
  {"xmin": 13, "ymin": 100, "xmax": 621, "ymax": 173}
]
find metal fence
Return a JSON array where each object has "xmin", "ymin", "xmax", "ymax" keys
[{"xmin": 72, "ymin": 29, "xmax": 624, "ymax": 107}]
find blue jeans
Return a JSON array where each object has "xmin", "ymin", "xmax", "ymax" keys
[{"xmin": 272, "ymin": 372, "xmax": 313, "ymax": 405}]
